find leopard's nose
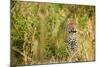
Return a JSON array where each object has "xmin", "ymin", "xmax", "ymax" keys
[{"xmin": 68, "ymin": 28, "xmax": 77, "ymax": 33}]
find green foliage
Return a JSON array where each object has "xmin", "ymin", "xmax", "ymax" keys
[{"xmin": 79, "ymin": 15, "xmax": 88, "ymax": 29}]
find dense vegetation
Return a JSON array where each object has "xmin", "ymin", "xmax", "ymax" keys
[{"xmin": 11, "ymin": 1, "xmax": 95, "ymax": 66}]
